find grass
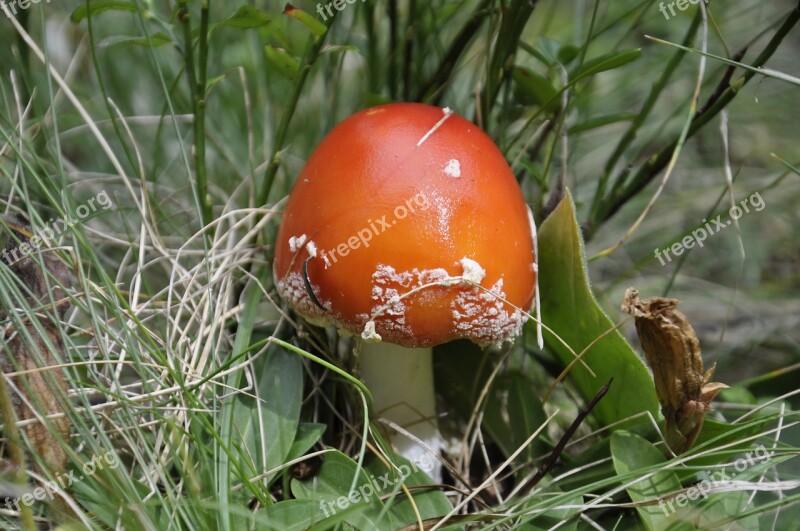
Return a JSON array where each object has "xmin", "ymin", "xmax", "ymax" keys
[{"xmin": 0, "ymin": 0, "xmax": 799, "ymax": 529}]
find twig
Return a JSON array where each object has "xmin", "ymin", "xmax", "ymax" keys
[{"xmin": 521, "ymin": 378, "xmax": 613, "ymax": 494}]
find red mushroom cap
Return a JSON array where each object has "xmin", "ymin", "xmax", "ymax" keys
[{"xmin": 274, "ymin": 103, "xmax": 536, "ymax": 348}]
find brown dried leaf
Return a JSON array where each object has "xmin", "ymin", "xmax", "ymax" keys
[
  {"xmin": 1, "ymin": 219, "xmax": 72, "ymax": 474},
  {"xmin": 4, "ymin": 322, "xmax": 69, "ymax": 473},
  {"xmin": 621, "ymin": 287, "xmax": 728, "ymax": 455}
]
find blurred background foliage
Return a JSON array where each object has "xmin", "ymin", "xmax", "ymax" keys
[{"xmin": 0, "ymin": 0, "xmax": 799, "ymax": 529}]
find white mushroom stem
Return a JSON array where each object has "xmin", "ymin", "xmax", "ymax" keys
[{"xmin": 359, "ymin": 341, "xmax": 442, "ymax": 482}]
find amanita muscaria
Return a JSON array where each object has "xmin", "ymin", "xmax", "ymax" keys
[{"xmin": 274, "ymin": 103, "xmax": 539, "ymax": 476}]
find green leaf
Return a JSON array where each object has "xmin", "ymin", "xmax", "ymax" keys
[
  {"xmin": 557, "ymin": 45, "xmax": 580, "ymax": 65},
  {"xmin": 264, "ymin": 45, "xmax": 300, "ymax": 81},
  {"xmin": 220, "ymin": 5, "xmax": 276, "ymax": 29},
  {"xmin": 611, "ymin": 431, "xmax": 681, "ymax": 530},
  {"xmin": 687, "ymin": 451, "xmax": 787, "ymax": 529},
  {"xmin": 320, "ymin": 44, "xmax": 361, "ymax": 56},
  {"xmin": 519, "ymin": 487, "xmax": 583, "ymax": 530},
  {"xmin": 434, "ymin": 340, "xmax": 491, "ymax": 421},
  {"xmin": 513, "ymin": 67, "xmax": 559, "ymax": 112},
  {"xmin": 572, "ymin": 49, "xmax": 643, "ymax": 83},
  {"xmin": 538, "ymin": 189, "xmax": 659, "ymax": 426},
  {"xmin": 568, "ymin": 112, "xmax": 638, "ymax": 134},
  {"xmin": 679, "ymin": 416, "xmax": 774, "ymax": 477},
  {"xmin": 687, "ymin": 490, "xmax": 758, "ymax": 530},
  {"xmin": 218, "ymin": 6, "xmax": 290, "ymax": 47},
  {"xmin": 364, "ymin": 453, "xmax": 452, "ymax": 524},
  {"xmin": 283, "ymin": 4, "xmax": 327, "ymax": 38},
  {"xmin": 96, "ymin": 33, "xmax": 173, "ymax": 48},
  {"xmin": 231, "ymin": 344, "xmax": 303, "ymax": 484},
  {"xmin": 286, "ymin": 423, "xmax": 327, "ymax": 462},
  {"xmin": 534, "ymin": 36, "xmax": 562, "ymax": 66},
  {"xmin": 485, "ymin": 372, "xmax": 549, "ymax": 466},
  {"xmin": 258, "ymin": 500, "xmax": 324, "ymax": 531},
  {"xmin": 205, "ymin": 74, "xmax": 227, "ymax": 94},
  {"xmin": 70, "ymin": 0, "xmax": 137, "ymax": 23},
  {"xmin": 291, "ymin": 451, "xmax": 403, "ymax": 529}
]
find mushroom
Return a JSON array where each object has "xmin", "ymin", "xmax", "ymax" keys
[{"xmin": 274, "ymin": 103, "xmax": 539, "ymax": 478}]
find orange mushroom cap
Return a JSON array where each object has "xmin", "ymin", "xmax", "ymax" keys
[{"xmin": 274, "ymin": 103, "xmax": 536, "ymax": 348}]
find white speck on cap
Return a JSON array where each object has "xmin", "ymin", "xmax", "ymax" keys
[
  {"xmin": 289, "ymin": 234, "xmax": 307, "ymax": 253},
  {"xmin": 305, "ymin": 240, "xmax": 317, "ymax": 258},
  {"xmin": 444, "ymin": 159, "xmax": 461, "ymax": 178},
  {"xmin": 459, "ymin": 257, "xmax": 485, "ymax": 284},
  {"xmin": 361, "ymin": 321, "xmax": 382, "ymax": 342}
]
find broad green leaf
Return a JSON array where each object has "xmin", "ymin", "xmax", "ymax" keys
[
  {"xmin": 70, "ymin": 0, "xmax": 137, "ymax": 23},
  {"xmin": 434, "ymin": 339, "xmax": 492, "ymax": 421},
  {"xmin": 611, "ymin": 431, "xmax": 681, "ymax": 530},
  {"xmin": 231, "ymin": 345, "xmax": 303, "ymax": 484},
  {"xmin": 534, "ymin": 36, "xmax": 562, "ymax": 66},
  {"xmin": 485, "ymin": 372, "xmax": 549, "ymax": 465},
  {"xmin": 538, "ymin": 189, "xmax": 659, "ymax": 426},
  {"xmin": 256, "ymin": 499, "xmax": 377, "ymax": 530},
  {"xmin": 568, "ymin": 112, "xmax": 638, "ymax": 134},
  {"xmin": 718, "ymin": 386, "xmax": 757, "ymax": 405},
  {"xmin": 264, "ymin": 45, "xmax": 300, "ymax": 81},
  {"xmin": 513, "ymin": 67, "xmax": 559, "ymax": 112},
  {"xmin": 220, "ymin": 5, "xmax": 276, "ymax": 29},
  {"xmin": 286, "ymin": 423, "xmax": 327, "ymax": 462},
  {"xmin": 572, "ymin": 49, "xmax": 643, "ymax": 83},
  {"xmin": 291, "ymin": 451, "xmax": 403, "ymax": 529},
  {"xmin": 700, "ymin": 490, "xmax": 760, "ymax": 530},
  {"xmin": 557, "ymin": 45, "xmax": 580, "ymax": 65},
  {"xmin": 283, "ymin": 4, "xmax": 327, "ymax": 38},
  {"xmin": 257, "ymin": 500, "xmax": 324, "ymax": 531},
  {"xmin": 507, "ymin": 374, "xmax": 549, "ymax": 458},
  {"xmin": 364, "ymin": 453, "xmax": 452, "ymax": 524},
  {"xmin": 218, "ymin": 6, "xmax": 290, "ymax": 47}
]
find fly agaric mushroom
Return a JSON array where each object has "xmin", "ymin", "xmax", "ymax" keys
[{"xmin": 274, "ymin": 103, "xmax": 540, "ymax": 476}]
